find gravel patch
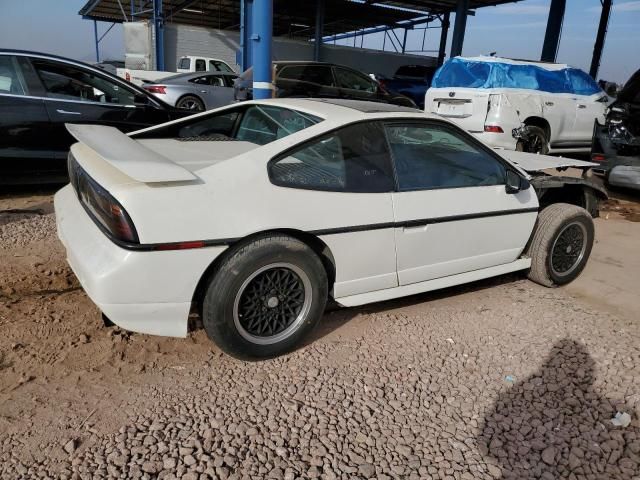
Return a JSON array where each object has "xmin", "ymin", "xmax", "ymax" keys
[
  {"xmin": 0, "ymin": 212, "xmax": 56, "ymax": 248},
  {"xmin": 1, "ymin": 193, "xmax": 639, "ymax": 479}
]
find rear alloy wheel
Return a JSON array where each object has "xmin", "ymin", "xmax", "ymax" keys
[
  {"xmin": 176, "ymin": 95, "xmax": 205, "ymax": 111},
  {"xmin": 526, "ymin": 203, "xmax": 594, "ymax": 287},
  {"xmin": 202, "ymin": 234, "xmax": 328, "ymax": 359},
  {"xmin": 516, "ymin": 125, "xmax": 549, "ymax": 155}
]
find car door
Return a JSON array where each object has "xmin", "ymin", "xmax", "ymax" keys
[
  {"xmin": 566, "ymin": 69, "xmax": 607, "ymax": 145},
  {"xmin": 333, "ymin": 66, "xmax": 381, "ymax": 102},
  {"xmin": 267, "ymin": 121, "xmax": 398, "ymax": 298},
  {"xmin": 28, "ymin": 57, "xmax": 171, "ymax": 161},
  {"xmin": 0, "ymin": 55, "xmax": 59, "ymax": 183},
  {"xmin": 385, "ymin": 121, "xmax": 538, "ymax": 286},
  {"xmin": 200, "ymin": 74, "xmax": 234, "ymax": 109},
  {"xmin": 276, "ymin": 64, "xmax": 339, "ymax": 98}
]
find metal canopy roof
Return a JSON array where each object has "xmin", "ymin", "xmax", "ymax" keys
[{"xmin": 80, "ymin": 0, "xmax": 521, "ymax": 37}]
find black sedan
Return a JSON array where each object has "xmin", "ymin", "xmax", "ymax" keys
[{"xmin": 0, "ymin": 50, "xmax": 188, "ymax": 184}]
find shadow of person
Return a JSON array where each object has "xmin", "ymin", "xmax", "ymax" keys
[{"xmin": 478, "ymin": 339, "xmax": 640, "ymax": 479}]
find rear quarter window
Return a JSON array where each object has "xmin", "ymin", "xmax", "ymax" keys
[{"xmin": 179, "ymin": 58, "xmax": 190, "ymax": 70}]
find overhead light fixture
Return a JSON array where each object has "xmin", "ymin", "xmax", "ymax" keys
[
  {"xmin": 183, "ymin": 8, "xmax": 204, "ymax": 13},
  {"xmin": 291, "ymin": 23, "xmax": 310, "ymax": 28}
]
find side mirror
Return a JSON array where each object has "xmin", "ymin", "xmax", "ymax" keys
[{"xmin": 505, "ymin": 170, "xmax": 522, "ymax": 194}]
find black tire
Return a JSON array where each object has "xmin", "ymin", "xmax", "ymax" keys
[
  {"xmin": 526, "ymin": 203, "xmax": 594, "ymax": 287},
  {"xmin": 202, "ymin": 234, "xmax": 328, "ymax": 359},
  {"xmin": 176, "ymin": 95, "xmax": 205, "ymax": 111},
  {"xmin": 516, "ymin": 125, "xmax": 549, "ymax": 155}
]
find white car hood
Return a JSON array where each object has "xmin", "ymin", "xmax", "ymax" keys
[{"xmin": 499, "ymin": 150, "xmax": 597, "ymax": 173}]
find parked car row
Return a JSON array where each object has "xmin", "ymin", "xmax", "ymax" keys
[
  {"xmin": 0, "ymin": 49, "xmax": 188, "ymax": 184},
  {"xmin": 233, "ymin": 61, "xmax": 417, "ymax": 108}
]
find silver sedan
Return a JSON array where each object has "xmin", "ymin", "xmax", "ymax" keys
[{"xmin": 143, "ymin": 72, "xmax": 237, "ymax": 111}]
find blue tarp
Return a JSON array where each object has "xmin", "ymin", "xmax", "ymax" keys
[{"xmin": 431, "ymin": 58, "xmax": 601, "ymax": 96}]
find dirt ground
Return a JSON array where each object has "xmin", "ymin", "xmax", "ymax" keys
[{"xmin": 1, "ymin": 185, "xmax": 640, "ymax": 479}]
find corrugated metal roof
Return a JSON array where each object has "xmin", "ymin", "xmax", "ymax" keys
[{"xmin": 79, "ymin": 0, "xmax": 522, "ymax": 37}]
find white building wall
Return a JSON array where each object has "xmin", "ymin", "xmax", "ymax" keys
[{"xmin": 127, "ymin": 22, "xmax": 437, "ymax": 75}]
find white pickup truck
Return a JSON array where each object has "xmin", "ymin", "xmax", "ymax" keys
[
  {"xmin": 118, "ymin": 56, "xmax": 235, "ymax": 87},
  {"xmin": 425, "ymin": 57, "xmax": 609, "ymax": 154}
]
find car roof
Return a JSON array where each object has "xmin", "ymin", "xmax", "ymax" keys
[
  {"xmin": 242, "ymin": 98, "xmax": 437, "ymax": 121},
  {"xmin": 160, "ymin": 72, "xmax": 237, "ymax": 83}
]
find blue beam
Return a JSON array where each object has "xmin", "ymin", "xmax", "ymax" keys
[
  {"xmin": 251, "ymin": 0, "xmax": 273, "ymax": 99},
  {"xmin": 450, "ymin": 0, "xmax": 468, "ymax": 58},
  {"xmin": 541, "ymin": 0, "xmax": 566, "ymax": 62},
  {"xmin": 153, "ymin": 0, "xmax": 165, "ymax": 70},
  {"xmin": 323, "ymin": 15, "xmax": 433, "ymax": 43},
  {"xmin": 240, "ymin": 0, "xmax": 254, "ymax": 71},
  {"xmin": 94, "ymin": 20, "xmax": 100, "ymax": 62},
  {"xmin": 314, "ymin": 0, "xmax": 325, "ymax": 61}
]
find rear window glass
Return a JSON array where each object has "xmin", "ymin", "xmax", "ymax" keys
[
  {"xmin": 210, "ymin": 60, "xmax": 233, "ymax": 73},
  {"xmin": 236, "ymin": 105, "xmax": 322, "ymax": 146}
]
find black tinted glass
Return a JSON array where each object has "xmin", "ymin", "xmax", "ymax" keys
[{"xmin": 270, "ymin": 122, "xmax": 394, "ymax": 193}]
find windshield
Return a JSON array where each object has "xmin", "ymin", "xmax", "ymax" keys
[{"xmin": 432, "ymin": 58, "xmax": 601, "ymax": 95}]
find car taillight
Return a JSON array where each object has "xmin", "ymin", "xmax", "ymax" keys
[
  {"xmin": 591, "ymin": 154, "xmax": 606, "ymax": 162},
  {"xmin": 484, "ymin": 125, "xmax": 504, "ymax": 133},
  {"xmin": 69, "ymin": 156, "xmax": 139, "ymax": 244},
  {"xmin": 144, "ymin": 85, "xmax": 166, "ymax": 94}
]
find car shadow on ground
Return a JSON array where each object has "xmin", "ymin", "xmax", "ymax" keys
[
  {"xmin": 477, "ymin": 338, "xmax": 640, "ymax": 479},
  {"xmin": 304, "ymin": 271, "xmax": 526, "ymax": 347}
]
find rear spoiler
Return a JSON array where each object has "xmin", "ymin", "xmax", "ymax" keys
[{"xmin": 66, "ymin": 124, "xmax": 197, "ymax": 183}]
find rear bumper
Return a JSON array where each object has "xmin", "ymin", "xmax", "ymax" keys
[
  {"xmin": 55, "ymin": 185, "xmax": 227, "ymax": 337},
  {"xmin": 608, "ymin": 165, "xmax": 640, "ymax": 190},
  {"xmin": 473, "ymin": 131, "xmax": 518, "ymax": 150}
]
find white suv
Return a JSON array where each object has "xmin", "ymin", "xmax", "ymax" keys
[{"xmin": 425, "ymin": 56, "xmax": 608, "ymax": 154}]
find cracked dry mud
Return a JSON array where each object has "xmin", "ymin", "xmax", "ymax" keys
[{"xmin": 1, "ymin": 193, "xmax": 639, "ymax": 480}]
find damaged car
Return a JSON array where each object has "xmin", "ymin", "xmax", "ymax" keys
[
  {"xmin": 55, "ymin": 99, "xmax": 605, "ymax": 359},
  {"xmin": 425, "ymin": 56, "xmax": 608, "ymax": 155},
  {"xmin": 591, "ymin": 68, "xmax": 640, "ymax": 190}
]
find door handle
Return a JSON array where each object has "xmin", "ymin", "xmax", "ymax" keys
[
  {"xmin": 56, "ymin": 109, "xmax": 81, "ymax": 115},
  {"xmin": 545, "ymin": 101, "xmax": 554, "ymax": 106},
  {"xmin": 578, "ymin": 104, "xmax": 587, "ymax": 109}
]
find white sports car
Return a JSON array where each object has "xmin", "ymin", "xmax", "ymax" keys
[{"xmin": 55, "ymin": 98, "xmax": 606, "ymax": 358}]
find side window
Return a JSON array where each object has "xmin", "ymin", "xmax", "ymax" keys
[
  {"xmin": 195, "ymin": 59, "xmax": 206, "ymax": 72},
  {"xmin": 32, "ymin": 60, "xmax": 136, "ymax": 105},
  {"xmin": 189, "ymin": 76, "xmax": 208, "ymax": 85},
  {"xmin": 0, "ymin": 56, "xmax": 27, "ymax": 95},
  {"xmin": 566, "ymin": 69, "xmax": 601, "ymax": 96},
  {"xmin": 270, "ymin": 122, "xmax": 394, "ymax": 193},
  {"xmin": 278, "ymin": 65, "xmax": 306, "ymax": 81},
  {"xmin": 179, "ymin": 58, "xmax": 191, "ymax": 70},
  {"xmin": 386, "ymin": 123, "xmax": 506, "ymax": 191},
  {"xmin": 206, "ymin": 75, "xmax": 224, "ymax": 87},
  {"xmin": 334, "ymin": 67, "xmax": 376, "ymax": 93},
  {"xmin": 209, "ymin": 60, "xmax": 233, "ymax": 73}
]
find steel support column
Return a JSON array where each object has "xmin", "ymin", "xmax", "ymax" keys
[
  {"xmin": 153, "ymin": 0, "xmax": 165, "ymax": 70},
  {"xmin": 589, "ymin": 0, "xmax": 612, "ymax": 79},
  {"xmin": 240, "ymin": 0, "xmax": 254, "ymax": 71},
  {"xmin": 450, "ymin": 0, "xmax": 469, "ymax": 58},
  {"xmin": 541, "ymin": 0, "xmax": 566, "ymax": 62},
  {"xmin": 402, "ymin": 28, "xmax": 408, "ymax": 53},
  {"xmin": 251, "ymin": 0, "xmax": 273, "ymax": 99},
  {"xmin": 314, "ymin": 0, "xmax": 325, "ymax": 61},
  {"xmin": 94, "ymin": 21, "xmax": 100, "ymax": 62},
  {"xmin": 437, "ymin": 12, "xmax": 450, "ymax": 66}
]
